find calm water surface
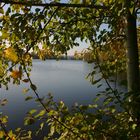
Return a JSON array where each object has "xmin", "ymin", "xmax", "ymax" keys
[{"xmin": 0, "ymin": 60, "xmax": 123, "ymax": 134}]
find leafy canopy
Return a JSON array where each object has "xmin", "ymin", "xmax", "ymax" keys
[{"xmin": 0, "ymin": 0, "xmax": 140, "ymax": 139}]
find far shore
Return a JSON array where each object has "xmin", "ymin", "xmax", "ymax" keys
[{"xmin": 32, "ymin": 54, "xmax": 83, "ymax": 60}]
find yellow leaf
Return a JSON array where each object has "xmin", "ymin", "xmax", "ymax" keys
[
  {"xmin": 10, "ymin": 70, "xmax": 22, "ymax": 79},
  {"xmin": 2, "ymin": 32, "xmax": 9, "ymax": 39},
  {"xmin": 129, "ymin": 7, "xmax": 134, "ymax": 15},
  {"xmin": 0, "ymin": 68, "xmax": 4, "ymax": 77},
  {"xmin": 0, "ymin": 61, "xmax": 4, "ymax": 77},
  {"xmin": 0, "ymin": 115, "xmax": 8, "ymax": 124},
  {"xmin": 22, "ymin": 88, "xmax": 30, "ymax": 94},
  {"xmin": 8, "ymin": 130, "xmax": 16, "ymax": 139},
  {"xmin": 38, "ymin": 49, "xmax": 46, "ymax": 60},
  {"xmin": 23, "ymin": 53, "xmax": 31, "ymax": 62},
  {"xmin": 4, "ymin": 47, "xmax": 18, "ymax": 62},
  {"xmin": 0, "ymin": 131, "xmax": 4, "ymax": 138},
  {"xmin": 12, "ymin": 5, "xmax": 21, "ymax": 13}
]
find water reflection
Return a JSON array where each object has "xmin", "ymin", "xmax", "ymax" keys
[{"xmin": 0, "ymin": 60, "xmax": 121, "ymax": 132}]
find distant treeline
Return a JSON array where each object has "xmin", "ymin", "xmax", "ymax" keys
[{"xmin": 32, "ymin": 53, "xmax": 82, "ymax": 60}]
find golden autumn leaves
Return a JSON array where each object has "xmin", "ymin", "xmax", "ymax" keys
[
  {"xmin": 0, "ymin": 61, "xmax": 4, "ymax": 77},
  {"xmin": 2, "ymin": 47, "xmax": 32, "ymax": 80},
  {"xmin": 1, "ymin": 45, "xmax": 54, "ymax": 81},
  {"xmin": 10, "ymin": 70, "xmax": 22, "ymax": 79},
  {"xmin": 4, "ymin": 47, "xmax": 18, "ymax": 63},
  {"xmin": 38, "ymin": 48, "xmax": 54, "ymax": 60},
  {"xmin": 3, "ymin": 47, "xmax": 21, "ymax": 79},
  {"xmin": 4, "ymin": 47, "xmax": 32, "ymax": 63}
]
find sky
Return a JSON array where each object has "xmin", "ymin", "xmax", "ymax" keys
[{"xmin": 67, "ymin": 39, "xmax": 89, "ymax": 56}]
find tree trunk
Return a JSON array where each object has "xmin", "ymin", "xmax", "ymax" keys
[
  {"xmin": 126, "ymin": 11, "xmax": 140, "ymax": 124},
  {"xmin": 126, "ymin": 12, "xmax": 139, "ymax": 93}
]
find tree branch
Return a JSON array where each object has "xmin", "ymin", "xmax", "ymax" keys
[
  {"xmin": 22, "ymin": 60, "xmax": 83, "ymax": 139},
  {"xmin": 25, "ymin": 7, "xmax": 59, "ymax": 53},
  {"xmin": 1, "ymin": 0, "xmax": 109, "ymax": 9},
  {"xmin": 94, "ymin": 48, "xmax": 134, "ymax": 119}
]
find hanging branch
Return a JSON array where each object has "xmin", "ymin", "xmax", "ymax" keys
[
  {"xmin": 1, "ymin": 0, "xmax": 109, "ymax": 9},
  {"xmin": 22, "ymin": 60, "xmax": 84, "ymax": 139},
  {"xmin": 93, "ymin": 47, "xmax": 134, "ymax": 119},
  {"xmin": 25, "ymin": 6, "xmax": 60, "ymax": 53}
]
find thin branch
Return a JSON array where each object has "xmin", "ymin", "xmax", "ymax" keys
[
  {"xmin": 0, "ymin": 62, "xmax": 18, "ymax": 82},
  {"xmin": 22, "ymin": 61, "xmax": 83, "ymax": 139},
  {"xmin": 1, "ymin": 0, "xmax": 109, "ymax": 9},
  {"xmin": 94, "ymin": 48, "xmax": 133, "ymax": 118},
  {"xmin": 1, "ymin": 3, "xmax": 6, "ymax": 8},
  {"xmin": 25, "ymin": 7, "xmax": 59, "ymax": 53},
  {"xmin": 136, "ymin": 8, "xmax": 140, "ymax": 14}
]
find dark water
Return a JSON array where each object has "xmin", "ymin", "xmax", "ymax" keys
[{"xmin": 0, "ymin": 60, "xmax": 125, "ymax": 137}]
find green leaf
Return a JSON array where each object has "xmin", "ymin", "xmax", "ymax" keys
[
  {"xmin": 35, "ymin": 110, "xmax": 46, "ymax": 118},
  {"xmin": 29, "ymin": 109, "xmax": 37, "ymax": 114},
  {"xmin": 0, "ymin": 99, "xmax": 8, "ymax": 106},
  {"xmin": 92, "ymin": 78, "xmax": 102, "ymax": 85},
  {"xmin": 129, "ymin": 7, "xmax": 134, "ymax": 15},
  {"xmin": 22, "ymin": 79, "xmax": 29, "ymax": 83},
  {"xmin": 50, "ymin": 126, "xmax": 55, "ymax": 136},
  {"xmin": 0, "ymin": 115, "xmax": 8, "ymax": 124},
  {"xmin": 0, "ymin": 61, "xmax": 4, "ymax": 77},
  {"xmin": 25, "ymin": 96, "xmax": 33, "ymax": 101},
  {"xmin": 89, "ymin": 104, "xmax": 98, "ymax": 108},
  {"xmin": 2, "ymin": 32, "xmax": 9, "ymax": 39},
  {"xmin": 0, "ymin": 8, "xmax": 4, "ymax": 14},
  {"xmin": 24, "ymin": 117, "xmax": 35, "ymax": 125},
  {"xmin": 30, "ymin": 84, "xmax": 37, "ymax": 91},
  {"xmin": 111, "ymin": 108, "xmax": 116, "ymax": 113},
  {"xmin": 38, "ymin": 110, "xmax": 46, "ymax": 116},
  {"xmin": 132, "ymin": 124, "xmax": 137, "ymax": 130},
  {"xmin": 15, "ymin": 128, "xmax": 21, "ymax": 132},
  {"xmin": 97, "ymin": 84, "xmax": 102, "ymax": 88},
  {"xmin": 22, "ymin": 88, "xmax": 30, "ymax": 94},
  {"xmin": 58, "ymin": 132, "xmax": 68, "ymax": 140},
  {"xmin": 40, "ymin": 122, "xmax": 44, "ymax": 130},
  {"xmin": 27, "ymin": 131, "xmax": 32, "ymax": 138}
]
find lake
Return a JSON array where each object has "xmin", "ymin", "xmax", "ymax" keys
[{"xmin": 0, "ymin": 60, "xmax": 125, "ymax": 137}]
